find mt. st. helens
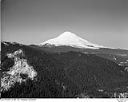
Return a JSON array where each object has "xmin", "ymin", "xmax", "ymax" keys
[
  {"xmin": 40, "ymin": 31, "xmax": 105, "ymax": 49},
  {"xmin": 1, "ymin": 31, "xmax": 128, "ymax": 98},
  {"xmin": 1, "ymin": 40, "xmax": 128, "ymax": 98},
  {"xmin": 38, "ymin": 32, "xmax": 128, "ymax": 67}
]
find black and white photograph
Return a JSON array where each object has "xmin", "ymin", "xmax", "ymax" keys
[{"xmin": 1, "ymin": 0, "xmax": 128, "ymax": 101}]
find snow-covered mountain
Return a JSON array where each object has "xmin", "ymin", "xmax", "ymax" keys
[{"xmin": 40, "ymin": 31, "xmax": 105, "ymax": 49}]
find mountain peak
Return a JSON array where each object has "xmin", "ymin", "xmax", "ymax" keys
[
  {"xmin": 56, "ymin": 31, "xmax": 81, "ymax": 40},
  {"xmin": 59, "ymin": 31, "xmax": 77, "ymax": 36},
  {"xmin": 40, "ymin": 32, "xmax": 105, "ymax": 49},
  {"xmin": 61, "ymin": 31, "xmax": 73, "ymax": 34}
]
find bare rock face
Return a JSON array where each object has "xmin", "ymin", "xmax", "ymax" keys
[{"xmin": 1, "ymin": 49, "xmax": 37, "ymax": 92}]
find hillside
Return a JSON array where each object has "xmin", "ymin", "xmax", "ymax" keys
[{"xmin": 1, "ymin": 42, "xmax": 128, "ymax": 98}]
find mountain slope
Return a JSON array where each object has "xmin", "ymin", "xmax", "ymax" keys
[
  {"xmin": 1, "ymin": 41, "xmax": 128, "ymax": 98},
  {"xmin": 40, "ymin": 32, "xmax": 105, "ymax": 49}
]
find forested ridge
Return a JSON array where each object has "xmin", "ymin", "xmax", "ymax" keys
[{"xmin": 1, "ymin": 42, "xmax": 128, "ymax": 98}]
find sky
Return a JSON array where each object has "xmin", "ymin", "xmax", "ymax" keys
[{"xmin": 1, "ymin": 0, "xmax": 128, "ymax": 49}]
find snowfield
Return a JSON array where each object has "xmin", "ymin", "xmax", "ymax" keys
[{"xmin": 40, "ymin": 31, "xmax": 105, "ymax": 49}]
